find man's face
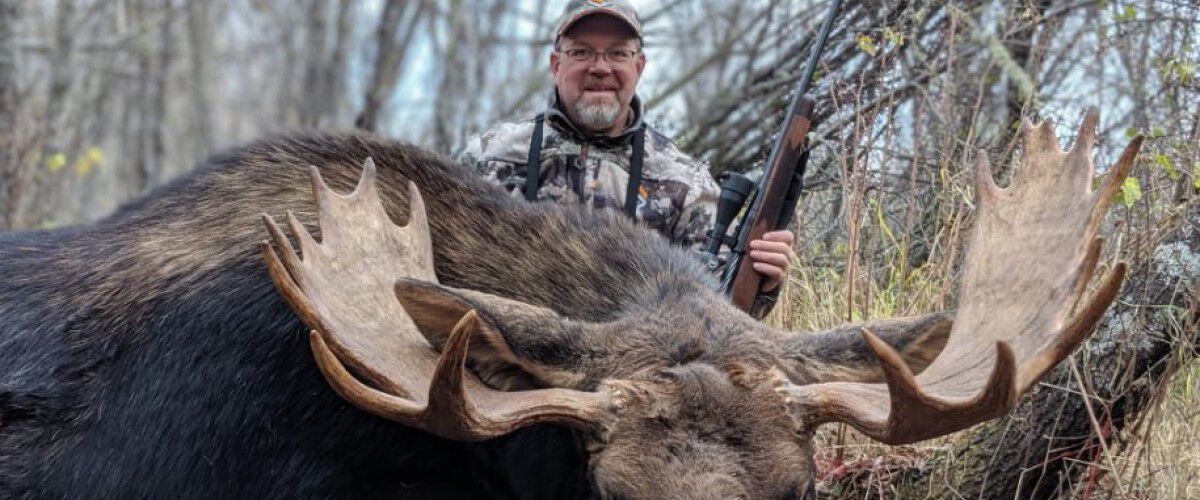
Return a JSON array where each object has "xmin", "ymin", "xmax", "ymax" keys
[{"xmin": 550, "ymin": 15, "xmax": 646, "ymax": 135}]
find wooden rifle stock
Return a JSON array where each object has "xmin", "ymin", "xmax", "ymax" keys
[
  {"xmin": 727, "ymin": 96, "xmax": 815, "ymax": 312},
  {"xmin": 719, "ymin": 0, "xmax": 838, "ymax": 313}
]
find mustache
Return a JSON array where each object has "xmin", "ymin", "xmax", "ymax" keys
[{"xmin": 581, "ymin": 82, "xmax": 619, "ymax": 91}]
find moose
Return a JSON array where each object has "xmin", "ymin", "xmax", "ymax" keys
[{"xmin": 0, "ymin": 109, "xmax": 1140, "ymax": 499}]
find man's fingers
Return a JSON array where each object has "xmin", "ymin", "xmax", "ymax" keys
[
  {"xmin": 761, "ymin": 230, "xmax": 795, "ymax": 245},
  {"xmin": 749, "ymin": 250, "xmax": 789, "ymax": 268},
  {"xmin": 752, "ymin": 261, "xmax": 783, "ymax": 278},
  {"xmin": 748, "ymin": 239, "xmax": 792, "ymax": 255},
  {"xmin": 748, "ymin": 231, "xmax": 793, "ymax": 293},
  {"xmin": 753, "ymin": 262, "xmax": 783, "ymax": 291}
]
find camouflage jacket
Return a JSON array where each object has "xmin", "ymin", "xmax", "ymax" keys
[{"xmin": 457, "ymin": 93, "xmax": 776, "ymax": 318}]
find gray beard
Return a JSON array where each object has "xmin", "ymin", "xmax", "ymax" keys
[{"xmin": 573, "ymin": 100, "xmax": 622, "ymax": 132}]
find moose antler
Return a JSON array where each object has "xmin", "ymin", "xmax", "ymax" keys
[
  {"xmin": 781, "ymin": 109, "xmax": 1142, "ymax": 444},
  {"xmin": 260, "ymin": 159, "xmax": 612, "ymax": 441}
]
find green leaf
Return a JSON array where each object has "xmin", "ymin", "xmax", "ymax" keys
[
  {"xmin": 1179, "ymin": 61, "xmax": 1196, "ymax": 82},
  {"xmin": 1118, "ymin": 176, "xmax": 1143, "ymax": 208},
  {"xmin": 1115, "ymin": 5, "xmax": 1137, "ymax": 21},
  {"xmin": 1156, "ymin": 153, "xmax": 1179, "ymax": 180},
  {"xmin": 1149, "ymin": 126, "xmax": 1166, "ymax": 138},
  {"xmin": 1192, "ymin": 162, "xmax": 1200, "ymax": 189},
  {"xmin": 1161, "ymin": 58, "xmax": 1197, "ymax": 84},
  {"xmin": 1124, "ymin": 127, "xmax": 1140, "ymax": 139}
]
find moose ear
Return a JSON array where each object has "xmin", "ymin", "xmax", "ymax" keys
[
  {"xmin": 395, "ymin": 279, "xmax": 590, "ymax": 390},
  {"xmin": 778, "ymin": 312, "xmax": 952, "ymax": 384}
]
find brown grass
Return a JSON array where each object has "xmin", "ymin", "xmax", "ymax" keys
[{"xmin": 764, "ymin": 134, "xmax": 1199, "ymax": 497}]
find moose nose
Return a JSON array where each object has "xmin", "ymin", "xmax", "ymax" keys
[{"xmin": 667, "ymin": 474, "xmax": 749, "ymax": 500}]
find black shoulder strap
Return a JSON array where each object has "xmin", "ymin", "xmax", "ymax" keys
[
  {"xmin": 524, "ymin": 113, "xmax": 546, "ymax": 202},
  {"xmin": 623, "ymin": 125, "xmax": 646, "ymax": 218}
]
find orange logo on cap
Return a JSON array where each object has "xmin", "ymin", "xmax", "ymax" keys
[{"xmin": 587, "ymin": 0, "xmax": 612, "ymax": 6}]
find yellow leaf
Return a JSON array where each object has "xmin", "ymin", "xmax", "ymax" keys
[
  {"xmin": 856, "ymin": 34, "xmax": 878, "ymax": 56},
  {"xmin": 73, "ymin": 147, "xmax": 104, "ymax": 178},
  {"xmin": 72, "ymin": 159, "xmax": 91, "ymax": 177},
  {"xmin": 883, "ymin": 27, "xmax": 905, "ymax": 46},
  {"xmin": 85, "ymin": 146, "xmax": 104, "ymax": 164},
  {"xmin": 46, "ymin": 153, "xmax": 67, "ymax": 172},
  {"xmin": 1155, "ymin": 153, "xmax": 1178, "ymax": 180},
  {"xmin": 1117, "ymin": 176, "xmax": 1142, "ymax": 208}
]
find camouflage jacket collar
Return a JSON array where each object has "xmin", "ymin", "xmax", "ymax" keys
[{"xmin": 544, "ymin": 89, "xmax": 646, "ymax": 149}]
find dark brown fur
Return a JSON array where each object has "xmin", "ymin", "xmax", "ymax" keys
[{"xmin": 0, "ymin": 132, "xmax": 945, "ymax": 499}]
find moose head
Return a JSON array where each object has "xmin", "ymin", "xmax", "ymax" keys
[{"xmin": 260, "ymin": 110, "xmax": 1141, "ymax": 499}]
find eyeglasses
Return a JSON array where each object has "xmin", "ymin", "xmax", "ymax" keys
[{"xmin": 557, "ymin": 47, "xmax": 640, "ymax": 64}]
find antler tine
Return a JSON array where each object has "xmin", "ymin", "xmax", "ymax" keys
[
  {"xmin": 1019, "ymin": 261, "xmax": 1127, "ymax": 387},
  {"xmin": 284, "ymin": 211, "xmax": 322, "ymax": 267},
  {"xmin": 353, "ymin": 157, "xmax": 379, "ymax": 195},
  {"xmin": 261, "ymin": 158, "xmax": 612, "ymax": 441},
  {"xmin": 1071, "ymin": 108, "xmax": 1099, "ymax": 154},
  {"xmin": 1023, "ymin": 115, "xmax": 1061, "ymax": 157},
  {"xmin": 424, "ymin": 311, "xmax": 480, "ymax": 433},
  {"xmin": 1074, "ymin": 237, "xmax": 1103, "ymax": 300},
  {"xmin": 262, "ymin": 214, "xmax": 301, "ymax": 280},
  {"xmin": 309, "ymin": 327, "xmax": 425, "ymax": 419},
  {"xmin": 1094, "ymin": 135, "xmax": 1145, "ymax": 216},
  {"xmin": 857, "ymin": 331, "xmax": 1018, "ymax": 443},
  {"xmin": 973, "ymin": 153, "xmax": 1000, "ymax": 207},
  {"xmin": 782, "ymin": 109, "xmax": 1138, "ymax": 444}
]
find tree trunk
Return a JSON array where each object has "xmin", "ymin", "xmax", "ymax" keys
[
  {"xmin": 322, "ymin": 0, "xmax": 355, "ymax": 126},
  {"xmin": 43, "ymin": 0, "xmax": 75, "ymax": 152},
  {"xmin": 186, "ymin": 0, "xmax": 215, "ymax": 157},
  {"xmin": 0, "ymin": 0, "xmax": 19, "ymax": 229},
  {"xmin": 1004, "ymin": 0, "xmax": 1053, "ymax": 129},
  {"xmin": 299, "ymin": 0, "xmax": 329, "ymax": 129},
  {"xmin": 355, "ymin": 0, "xmax": 424, "ymax": 133},
  {"xmin": 147, "ymin": 3, "xmax": 173, "ymax": 189}
]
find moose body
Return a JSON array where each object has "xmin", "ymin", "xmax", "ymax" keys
[
  {"xmin": 0, "ymin": 133, "xmax": 672, "ymax": 498},
  {"xmin": 0, "ymin": 113, "xmax": 1139, "ymax": 499}
]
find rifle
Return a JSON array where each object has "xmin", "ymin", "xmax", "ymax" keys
[{"xmin": 707, "ymin": 0, "xmax": 842, "ymax": 312}]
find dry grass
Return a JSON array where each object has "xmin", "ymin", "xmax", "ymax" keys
[
  {"xmin": 769, "ymin": 250, "xmax": 1200, "ymax": 498},
  {"xmin": 1111, "ymin": 355, "xmax": 1200, "ymax": 499},
  {"xmin": 763, "ymin": 146, "xmax": 1199, "ymax": 497}
]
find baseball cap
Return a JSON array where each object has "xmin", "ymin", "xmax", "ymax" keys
[{"xmin": 554, "ymin": 0, "xmax": 643, "ymax": 41}]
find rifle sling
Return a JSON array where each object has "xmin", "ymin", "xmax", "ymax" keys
[
  {"xmin": 523, "ymin": 113, "xmax": 546, "ymax": 202},
  {"xmin": 623, "ymin": 125, "xmax": 645, "ymax": 218}
]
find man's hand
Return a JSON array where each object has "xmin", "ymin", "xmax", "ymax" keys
[{"xmin": 747, "ymin": 230, "xmax": 794, "ymax": 292}]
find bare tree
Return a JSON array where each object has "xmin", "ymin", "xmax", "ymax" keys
[
  {"xmin": 42, "ymin": 0, "xmax": 74, "ymax": 154},
  {"xmin": 298, "ymin": 0, "xmax": 329, "ymax": 129},
  {"xmin": 355, "ymin": 0, "xmax": 425, "ymax": 132},
  {"xmin": 324, "ymin": 0, "xmax": 356, "ymax": 125},
  {"xmin": 186, "ymin": 0, "xmax": 215, "ymax": 157},
  {"xmin": 0, "ymin": 0, "xmax": 18, "ymax": 229},
  {"xmin": 1002, "ymin": 0, "xmax": 1053, "ymax": 128}
]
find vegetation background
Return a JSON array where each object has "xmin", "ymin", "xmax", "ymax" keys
[{"xmin": 0, "ymin": 0, "xmax": 1196, "ymax": 497}]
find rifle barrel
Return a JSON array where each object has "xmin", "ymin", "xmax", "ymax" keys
[{"xmin": 798, "ymin": 0, "xmax": 843, "ymax": 97}]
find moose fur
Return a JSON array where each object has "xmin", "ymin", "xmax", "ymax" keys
[{"xmin": 0, "ymin": 133, "xmax": 948, "ymax": 499}]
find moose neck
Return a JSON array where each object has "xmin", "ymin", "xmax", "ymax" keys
[{"xmin": 359, "ymin": 144, "xmax": 719, "ymax": 322}]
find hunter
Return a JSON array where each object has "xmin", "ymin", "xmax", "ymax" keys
[{"xmin": 458, "ymin": 0, "xmax": 793, "ymax": 318}]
